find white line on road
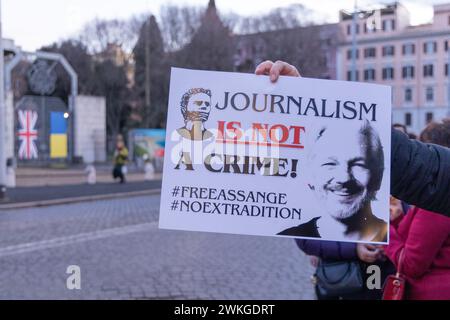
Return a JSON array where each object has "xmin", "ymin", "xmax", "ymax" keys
[{"xmin": 0, "ymin": 222, "xmax": 159, "ymax": 258}]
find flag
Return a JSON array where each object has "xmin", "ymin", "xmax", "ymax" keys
[
  {"xmin": 18, "ymin": 110, "xmax": 39, "ymax": 160},
  {"xmin": 50, "ymin": 112, "xmax": 68, "ymax": 159}
]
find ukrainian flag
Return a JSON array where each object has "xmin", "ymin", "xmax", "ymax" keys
[{"xmin": 50, "ymin": 112, "xmax": 68, "ymax": 159}]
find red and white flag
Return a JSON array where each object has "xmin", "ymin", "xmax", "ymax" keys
[{"xmin": 18, "ymin": 110, "xmax": 39, "ymax": 160}]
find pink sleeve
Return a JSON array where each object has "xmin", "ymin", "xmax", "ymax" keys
[
  {"xmin": 386, "ymin": 209, "xmax": 450, "ymax": 279},
  {"xmin": 391, "ymin": 214, "xmax": 404, "ymax": 229}
]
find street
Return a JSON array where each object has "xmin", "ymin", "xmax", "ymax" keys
[{"xmin": 0, "ymin": 194, "xmax": 315, "ymax": 300}]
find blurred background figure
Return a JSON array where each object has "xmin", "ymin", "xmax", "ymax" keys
[
  {"xmin": 85, "ymin": 164, "xmax": 97, "ymax": 185},
  {"xmin": 143, "ymin": 154, "xmax": 155, "ymax": 181},
  {"xmin": 112, "ymin": 134, "xmax": 129, "ymax": 184},
  {"xmin": 392, "ymin": 123, "xmax": 408, "ymax": 135},
  {"xmin": 419, "ymin": 118, "xmax": 450, "ymax": 146},
  {"xmin": 389, "ymin": 196, "xmax": 405, "ymax": 220}
]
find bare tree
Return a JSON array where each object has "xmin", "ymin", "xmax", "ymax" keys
[
  {"xmin": 263, "ymin": 26, "xmax": 328, "ymax": 78},
  {"xmin": 228, "ymin": 4, "xmax": 315, "ymax": 34},
  {"xmin": 78, "ymin": 16, "xmax": 146, "ymax": 54},
  {"xmin": 94, "ymin": 60, "xmax": 131, "ymax": 148},
  {"xmin": 159, "ymin": 5, "xmax": 203, "ymax": 52},
  {"xmin": 41, "ymin": 40, "xmax": 98, "ymax": 97},
  {"xmin": 133, "ymin": 15, "xmax": 169, "ymax": 128}
]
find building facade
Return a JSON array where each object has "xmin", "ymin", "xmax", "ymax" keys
[
  {"xmin": 233, "ymin": 23, "xmax": 339, "ymax": 80},
  {"xmin": 337, "ymin": 2, "xmax": 450, "ymax": 134}
]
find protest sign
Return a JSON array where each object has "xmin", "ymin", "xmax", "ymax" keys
[{"xmin": 159, "ymin": 67, "xmax": 391, "ymax": 244}]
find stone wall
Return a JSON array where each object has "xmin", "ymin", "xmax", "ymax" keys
[{"xmin": 74, "ymin": 95, "xmax": 106, "ymax": 163}]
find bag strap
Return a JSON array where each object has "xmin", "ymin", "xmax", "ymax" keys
[{"xmin": 396, "ymin": 249, "xmax": 405, "ymax": 277}]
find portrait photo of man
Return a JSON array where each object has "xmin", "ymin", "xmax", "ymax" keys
[
  {"xmin": 177, "ymin": 88, "xmax": 214, "ymax": 141},
  {"xmin": 278, "ymin": 121, "xmax": 387, "ymax": 242}
]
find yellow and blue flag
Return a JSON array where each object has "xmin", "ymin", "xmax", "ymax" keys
[{"xmin": 50, "ymin": 112, "xmax": 68, "ymax": 159}]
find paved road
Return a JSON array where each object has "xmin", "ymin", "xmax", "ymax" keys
[
  {"xmin": 0, "ymin": 195, "xmax": 315, "ymax": 300},
  {"xmin": 2, "ymin": 181, "xmax": 162, "ymax": 205}
]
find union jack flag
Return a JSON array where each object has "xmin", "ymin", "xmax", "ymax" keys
[{"xmin": 18, "ymin": 110, "xmax": 39, "ymax": 160}]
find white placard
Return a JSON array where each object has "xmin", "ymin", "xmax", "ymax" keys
[{"xmin": 159, "ymin": 67, "xmax": 392, "ymax": 244}]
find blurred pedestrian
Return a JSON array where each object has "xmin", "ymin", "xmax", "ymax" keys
[
  {"xmin": 143, "ymin": 154, "xmax": 155, "ymax": 181},
  {"xmin": 408, "ymin": 133, "xmax": 417, "ymax": 140},
  {"xmin": 85, "ymin": 164, "xmax": 97, "ymax": 185},
  {"xmin": 113, "ymin": 135, "xmax": 129, "ymax": 184},
  {"xmin": 393, "ymin": 123, "xmax": 407, "ymax": 135}
]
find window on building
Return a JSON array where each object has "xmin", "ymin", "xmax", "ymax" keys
[
  {"xmin": 423, "ymin": 64, "xmax": 434, "ymax": 77},
  {"xmin": 364, "ymin": 68, "xmax": 376, "ymax": 81},
  {"xmin": 402, "ymin": 66, "xmax": 415, "ymax": 79},
  {"xmin": 347, "ymin": 70, "xmax": 359, "ymax": 81},
  {"xmin": 347, "ymin": 49, "xmax": 359, "ymax": 60},
  {"xmin": 426, "ymin": 112, "xmax": 434, "ymax": 124},
  {"xmin": 423, "ymin": 41, "xmax": 437, "ymax": 54},
  {"xmin": 382, "ymin": 45, "xmax": 395, "ymax": 56},
  {"xmin": 367, "ymin": 17, "xmax": 380, "ymax": 33},
  {"xmin": 364, "ymin": 47, "xmax": 376, "ymax": 58},
  {"xmin": 405, "ymin": 113, "xmax": 412, "ymax": 126},
  {"xmin": 426, "ymin": 87, "xmax": 434, "ymax": 102},
  {"xmin": 382, "ymin": 67, "xmax": 394, "ymax": 80},
  {"xmin": 347, "ymin": 24, "xmax": 360, "ymax": 35},
  {"xmin": 402, "ymin": 43, "xmax": 415, "ymax": 55},
  {"xmin": 405, "ymin": 88, "xmax": 412, "ymax": 102},
  {"xmin": 382, "ymin": 19, "xmax": 396, "ymax": 31},
  {"xmin": 446, "ymin": 63, "xmax": 449, "ymax": 76},
  {"xmin": 445, "ymin": 40, "xmax": 449, "ymax": 52}
]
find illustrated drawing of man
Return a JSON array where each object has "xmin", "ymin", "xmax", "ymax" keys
[
  {"xmin": 177, "ymin": 88, "xmax": 214, "ymax": 141},
  {"xmin": 278, "ymin": 121, "xmax": 387, "ymax": 242}
]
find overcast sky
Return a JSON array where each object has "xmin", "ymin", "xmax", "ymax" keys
[{"xmin": 2, "ymin": 0, "xmax": 449, "ymax": 51}]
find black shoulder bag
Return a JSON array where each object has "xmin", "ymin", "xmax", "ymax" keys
[{"xmin": 313, "ymin": 260, "xmax": 365, "ymax": 300}]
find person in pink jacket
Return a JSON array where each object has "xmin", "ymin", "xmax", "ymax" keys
[{"xmin": 385, "ymin": 119, "xmax": 450, "ymax": 300}]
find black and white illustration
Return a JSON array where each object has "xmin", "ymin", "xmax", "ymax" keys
[
  {"xmin": 177, "ymin": 88, "xmax": 214, "ymax": 141},
  {"xmin": 278, "ymin": 121, "xmax": 387, "ymax": 242}
]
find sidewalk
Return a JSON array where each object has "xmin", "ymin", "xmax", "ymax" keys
[{"xmin": 15, "ymin": 166, "xmax": 160, "ymax": 187}]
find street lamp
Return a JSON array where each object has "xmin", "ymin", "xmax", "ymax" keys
[{"xmin": 0, "ymin": 0, "xmax": 7, "ymax": 200}]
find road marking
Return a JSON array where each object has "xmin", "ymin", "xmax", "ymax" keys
[{"xmin": 0, "ymin": 222, "xmax": 159, "ymax": 258}]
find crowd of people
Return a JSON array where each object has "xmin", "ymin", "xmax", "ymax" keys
[{"xmin": 255, "ymin": 60, "xmax": 450, "ymax": 300}]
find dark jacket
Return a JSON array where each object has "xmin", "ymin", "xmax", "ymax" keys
[
  {"xmin": 295, "ymin": 239, "xmax": 358, "ymax": 261},
  {"xmin": 391, "ymin": 128, "xmax": 450, "ymax": 216}
]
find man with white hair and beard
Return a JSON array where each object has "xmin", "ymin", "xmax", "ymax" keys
[
  {"xmin": 278, "ymin": 121, "xmax": 387, "ymax": 242},
  {"xmin": 177, "ymin": 88, "xmax": 214, "ymax": 141}
]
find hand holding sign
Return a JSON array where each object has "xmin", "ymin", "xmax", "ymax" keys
[{"xmin": 255, "ymin": 60, "xmax": 301, "ymax": 82}]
